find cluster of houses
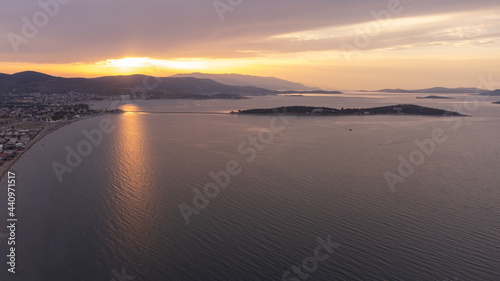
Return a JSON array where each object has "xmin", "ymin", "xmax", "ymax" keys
[
  {"xmin": 0, "ymin": 92, "xmax": 108, "ymax": 164},
  {"xmin": 18, "ymin": 92, "xmax": 106, "ymax": 105},
  {"xmin": 0, "ymin": 128, "xmax": 40, "ymax": 163},
  {"xmin": 0, "ymin": 92, "xmax": 105, "ymax": 125}
]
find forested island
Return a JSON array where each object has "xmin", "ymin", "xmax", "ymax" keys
[
  {"xmin": 232, "ymin": 104, "xmax": 466, "ymax": 116},
  {"xmin": 416, "ymin": 95, "xmax": 453, "ymax": 99}
]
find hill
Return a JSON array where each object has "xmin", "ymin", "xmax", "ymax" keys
[
  {"xmin": 377, "ymin": 87, "xmax": 488, "ymax": 94},
  {"xmin": 481, "ymin": 89, "xmax": 500, "ymax": 96},
  {"xmin": 171, "ymin": 72, "xmax": 319, "ymax": 91},
  {"xmin": 278, "ymin": 90, "xmax": 342, "ymax": 95},
  {"xmin": 0, "ymin": 71, "xmax": 276, "ymax": 97}
]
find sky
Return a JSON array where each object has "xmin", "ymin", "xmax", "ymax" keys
[{"xmin": 1, "ymin": 0, "xmax": 500, "ymax": 90}]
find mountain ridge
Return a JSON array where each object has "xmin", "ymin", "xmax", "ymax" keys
[
  {"xmin": 481, "ymin": 89, "xmax": 500, "ymax": 96},
  {"xmin": 171, "ymin": 72, "xmax": 319, "ymax": 91},
  {"xmin": 0, "ymin": 71, "xmax": 277, "ymax": 97}
]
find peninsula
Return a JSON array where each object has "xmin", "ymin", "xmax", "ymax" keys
[
  {"xmin": 0, "ymin": 91, "xmax": 123, "ymax": 180},
  {"xmin": 232, "ymin": 104, "xmax": 466, "ymax": 116}
]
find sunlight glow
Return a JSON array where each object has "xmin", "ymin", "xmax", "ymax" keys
[{"xmin": 96, "ymin": 57, "xmax": 211, "ymax": 72}]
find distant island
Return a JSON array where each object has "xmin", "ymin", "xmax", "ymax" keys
[
  {"xmin": 375, "ymin": 87, "xmax": 488, "ymax": 94},
  {"xmin": 232, "ymin": 104, "xmax": 466, "ymax": 116},
  {"xmin": 482, "ymin": 89, "xmax": 500, "ymax": 96},
  {"xmin": 493, "ymin": 101, "xmax": 500, "ymax": 104},
  {"xmin": 416, "ymin": 95, "xmax": 454, "ymax": 99}
]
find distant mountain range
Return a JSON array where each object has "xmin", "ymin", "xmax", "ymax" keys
[
  {"xmin": 278, "ymin": 90, "xmax": 342, "ymax": 94},
  {"xmin": 375, "ymin": 87, "xmax": 489, "ymax": 94},
  {"xmin": 482, "ymin": 89, "xmax": 500, "ymax": 96},
  {"xmin": 3, "ymin": 71, "xmax": 495, "ymax": 99},
  {"xmin": 171, "ymin": 72, "xmax": 319, "ymax": 91},
  {"xmin": 0, "ymin": 71, "xmax": 277, "ymax": 97}
]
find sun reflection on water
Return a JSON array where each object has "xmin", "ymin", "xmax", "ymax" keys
[{"xmin": 107, "ymin": 104, "xmax": 162, "ymax": 259}]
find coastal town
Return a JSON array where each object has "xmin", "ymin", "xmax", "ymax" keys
[{"xmin": 0, "ymin": 91, "xmax": 114, "ymax": 166}]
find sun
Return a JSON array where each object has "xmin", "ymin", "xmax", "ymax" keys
[
  {"xmin": 96, "ymin": 57, "xmax": 211, "ymax": 74},
  {"xmin": 96, "ymin": 57, "xmax": 155, "ymax": 72}
]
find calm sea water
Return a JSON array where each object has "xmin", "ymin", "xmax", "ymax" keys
[{"xmin": 1, "ymin": 93, "xmax": 499, "ymax": 280}]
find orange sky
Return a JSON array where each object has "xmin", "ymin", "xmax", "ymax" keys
[{"xmin": 1, "ymin": 1, "xmax": 499, "ymax": 90}]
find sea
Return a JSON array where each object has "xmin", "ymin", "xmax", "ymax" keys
[{"xmin": 0, "ymin": 92, "xmax": 499, "ymax": 281}]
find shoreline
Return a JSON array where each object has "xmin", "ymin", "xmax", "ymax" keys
[
  {"xmin": 234, "ymin": 104, "xmax": 467, "ymax": 117},
  {"xmin": 0, "ymin": 113, "xmax": 108, "ymax": 181}
]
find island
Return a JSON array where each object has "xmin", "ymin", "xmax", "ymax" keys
[
  {"xmin": 375, "ymin": 87, "xmax": 488, "ymax": 94},
  {"xmin": 231, "ymin": 104, "xmax": 466, "ymax": 116},
  {"xmin": 493, "ymin": 101, "xmax": 500, "ymax": 104},
  {"xmin": 416, "ymin": 95, "xmax": 454, "ymax": 99}
]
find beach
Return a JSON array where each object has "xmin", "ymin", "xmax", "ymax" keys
[{"xmin": 0, "ymin": 113, "xmax": 107, "ymax": 181}]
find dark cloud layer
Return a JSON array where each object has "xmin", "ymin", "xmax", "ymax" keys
[{"xmin": 1, "ymin": 0, "xmax": 499, "ymax": 62}]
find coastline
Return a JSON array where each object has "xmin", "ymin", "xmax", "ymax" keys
[
  {"xmin": 0, "ymin": 113, "xmax": 107, "ymax": 181},
  {"xmin": 234, "ymin": 104, "xmax": 467, "ymax": 117}
]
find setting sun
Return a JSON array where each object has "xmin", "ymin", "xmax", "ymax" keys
[
  {"xmin": 1, "ymin": 1, "xmax": 500, "ymax": 280},
  {"xmin": 96, "ymin": 57, "xmax": 213, "ymax": 73}
]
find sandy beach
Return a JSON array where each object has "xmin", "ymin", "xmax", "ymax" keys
[{"xmin": 0, "ymin": 113, "xmax": 107, "ymax": 181}]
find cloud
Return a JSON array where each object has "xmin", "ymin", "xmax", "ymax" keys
[
  {"xmin": 240, "ymin": 8, "xmax": 500, "ymax": 55},
  {"xmin": 1, "ymin": 0, "xmax": 500, "ymax": 63}
]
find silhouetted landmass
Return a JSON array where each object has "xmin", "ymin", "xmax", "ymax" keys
[
  {"xmin": 171, "ymin": 72, "xmax": 319, "ymax": 91},
  {"xmin": 0, "ymin": 71, "xmax": 276, "ymax": 98},
  {"xmin": 482, "ymin": 89, "xmax": 500, "ymax": 96},
  {"xmin": 278, "ymin": 90, "xmax": 343, "ymax": 94},
  {"xmin": 180, "ymin": 93, "xmax": 250, "ymax": 100},
  {"xmin": 493, "ymin": 101, "xmax": 500, "ymax": 104},
  {"xmin": 0, "ymin": 71, "xmax": 345, "ymax": 100},
  {"xmin": 416, "ymin": 95, "xmax": 454, "ymax": 99},
  {"xmin": 376, "ymin": 87, "xmax": 488, "ymax": 94},
  {"xmin": 233, "ymin": 104, "xmax": 466, "ymax": 116}
]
